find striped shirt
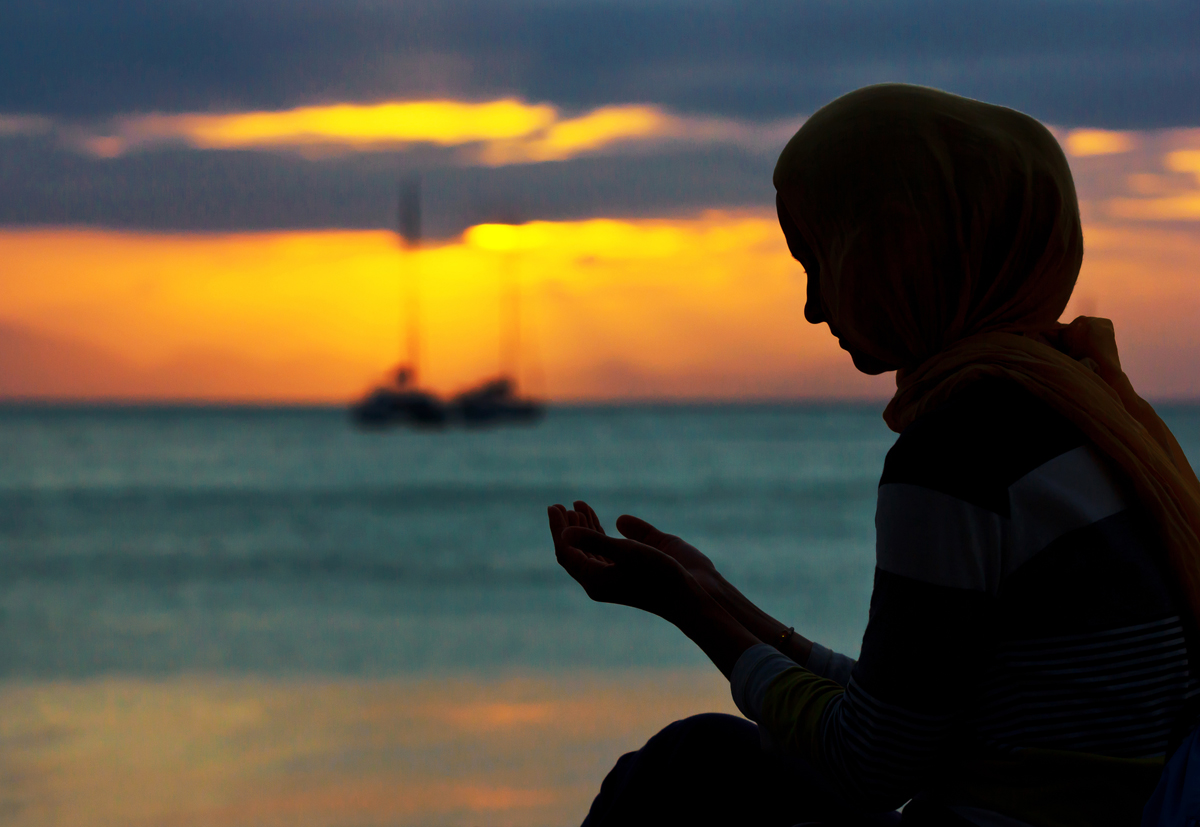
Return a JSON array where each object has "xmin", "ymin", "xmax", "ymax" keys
[{"xmin": 732, "ymin": 378, "xmax": 1198, "ymax": 826}]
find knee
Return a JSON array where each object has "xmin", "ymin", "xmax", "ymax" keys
[
  {"xmin": 659, "ymin": 712, "xmax": 756, "ymax": 741},
  {"xmin": 583, "ymin": 713, "xmax": 772, "ymax": 827},
  {"xmin": 646, "ymin": 712, "xmax": 760, "ymax": 767}
]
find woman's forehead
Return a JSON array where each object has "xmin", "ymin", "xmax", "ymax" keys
[{"xmin": 775, "ymin": 194, "xmax": 817, "ymax": 267}]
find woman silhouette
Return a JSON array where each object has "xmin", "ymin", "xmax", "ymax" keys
[{"xmin": 548, "ymin": 84, "xmax": 1200, "ymax": 827}]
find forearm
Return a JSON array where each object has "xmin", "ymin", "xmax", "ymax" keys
[
  {"xmin": 672, "ymin": 587, "xmax": 764, "ymax": 680},
  {"xmin": 702, "ymin": 572, "xmax": 814, "ymax": 666}
]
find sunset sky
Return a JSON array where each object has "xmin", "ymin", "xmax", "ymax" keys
[{"xmin": 2, "ymin": 1, "xmax": 1199, "ymax": 402}]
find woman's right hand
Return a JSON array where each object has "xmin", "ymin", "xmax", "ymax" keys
[{"xmin": 561, "ymin": 501, "xmax": 815, "ymax": 665}]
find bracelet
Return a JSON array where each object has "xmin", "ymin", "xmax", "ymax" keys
[{"xmin": 779, "ymin": 626, "xmax": 795, "ymax": 645}]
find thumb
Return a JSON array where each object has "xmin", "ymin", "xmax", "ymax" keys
[{"xmin": 616, "ymin": 515, "xmax": 672, "ymax": 547}]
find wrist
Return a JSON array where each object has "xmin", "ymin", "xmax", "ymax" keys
[
  {"xmin": 675, "ymin": 589, "xmax": 761, "ymax": 679},
  {"xmin": 697, "ymin": 569, "xmax": 736, "ymax": 605},
  {"xmin": 655, "ymin": 570, "xmax": 712, "ymax": 627},
  {"xmin": 672, "ymin": 582, "xmax": 724, "ymax": 634}
]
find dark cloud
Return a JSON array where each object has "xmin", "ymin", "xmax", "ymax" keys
[
  {"xmin": 2, "ymin": 0, "xmax": 1198, "ymax": 127},
  {"xmin": 3, "ymin": 0, "xmax": 1198, "ymax": 232},
  {"xmin": 0, "ymin": 136, "xmax": 774, "ymax": 235}
]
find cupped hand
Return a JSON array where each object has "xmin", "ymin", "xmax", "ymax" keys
[
  {"xmin": 548, "ymin": 502, "xmax": 702, "ymax": 623},
  {"xmin": 561, "ymin": 501, "xmax": 723, "ymax": 591},
  {"xmin": 612, "ymin": 512, "xmax": 723, "ymax": 592}
]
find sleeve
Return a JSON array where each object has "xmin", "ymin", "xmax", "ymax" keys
[
  {"xmin": 730, "ymin": 641, "xmax": 857, "ymax": 721},
  {"xmin": 757, "ymin": 482, "xmax": 1001, "ymax": 810},
  {"xmin": 806, "ymin": 641, "xmax": 857, "ymax": 687},
  {"xmin": 730, "ymin": 643, "xmax": 801, "ymax": 722}
]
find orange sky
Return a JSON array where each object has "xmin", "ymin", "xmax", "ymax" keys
[
  {"xmin": 2, "ymin": 213, "xmax": 1199, "ymax": 403},
  {"xmin": 0, "ymin": 213, "xmax": 890, "ymax": 402},
  {"xmin": 2, "ymin": 124, "xmax": 1200, "ymax": 403}
]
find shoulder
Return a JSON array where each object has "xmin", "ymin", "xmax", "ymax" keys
[
  {"xmin": 880, "ymin": 376, "xmax": 1085, "ymax": 515},
  {"xmin": 875, "ymin": 376, "xmax": 1143, "ymax": 597},
  {"xmin": 875, "ymin": 376, "xmax": 1101, "ymax": 595}
]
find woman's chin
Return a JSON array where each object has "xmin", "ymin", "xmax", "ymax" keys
[{"xmin": 849, "ymin": 350, "xmax": 895, "ymax": 376}]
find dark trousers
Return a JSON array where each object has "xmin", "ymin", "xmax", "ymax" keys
[{"xmin": 582, "ymin": 713, "xmax": 903, "ymax": 827}]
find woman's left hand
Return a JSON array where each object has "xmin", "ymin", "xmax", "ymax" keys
[
  {"xmin": 1041, "ymin": 316, "xmax": 1123, "ymax": 382},
  {"xmin": 548, "ymin": 503, "xmax": 703, "ymax": 624}
]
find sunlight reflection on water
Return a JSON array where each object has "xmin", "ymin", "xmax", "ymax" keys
[{"xmin": 2, "ymin": 670, "xmax": 735, "ymax": 827}]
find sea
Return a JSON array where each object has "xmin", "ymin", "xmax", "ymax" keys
[{"xmin": 2, "ymin": 403, "xmax": 1198, "ymax": 827}]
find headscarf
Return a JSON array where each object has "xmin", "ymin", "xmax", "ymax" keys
[{"xmin": 774, "ymin": 83, "xmax": 1200, "ymax": 623}]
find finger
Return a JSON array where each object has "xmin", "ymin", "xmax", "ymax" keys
[
  {"xmin": 573, "ymin": 500, "xmax": 592, "ymax": 530},
  {"xmin": 575, "ymin": 500, "xmax": 605, "ymax": 534},
  {"xmin": 548, "ymin": 504, "xmax": 567, "ymax": 535},
  {"xmin": 616, "ymin": 514, "xmax": 672, "ymax": 547},
  {"xmin": 548, "ymin": 505, "xmax": 570, "ymax": 553}
]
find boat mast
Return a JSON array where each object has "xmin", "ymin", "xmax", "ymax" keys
[
  {"xmin": 399, "ymin": 178, "xmax": 421, "ymax": 384},
  {"xmin": 499, "ymin": 250, "xmax": 520, "ymax": 385}
]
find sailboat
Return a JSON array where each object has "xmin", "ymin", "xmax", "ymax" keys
[
  {"xmin": 453, "ymin": 376, "xmax": 542, "ymax": 424},
  {"xmin": 351, "ymin": 184, "xmax": 545, "ymax": 428},
  {"xmin": 350, "ymin": 179, "xmax": 449, "ymax": 428},
  {"xmin": 352, "ymin": 365, "xmax": 448, "ymax": 427},
  {"xmin": 450, "ymin": 241, "xmax": 544, "ymax": 426}
]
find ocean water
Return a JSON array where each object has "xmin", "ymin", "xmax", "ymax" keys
[
  {"xmin": 0, "ymin": 404, "xmax": 907, "ymax": 677},
  {"xmin": 3, "ymin": 403, "xmax": 1197, "ymax": 827}
]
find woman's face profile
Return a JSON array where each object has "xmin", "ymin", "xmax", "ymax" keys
[
  {"xmin": 779, "ymin": 195, "xmax": 895, "ymax": 377},
  {"xmin": 806, "ymin": 283, "xmax": 902, "ymax": 374}
]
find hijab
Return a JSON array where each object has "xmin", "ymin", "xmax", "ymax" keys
[{"xmin": 774, "ymin": 84, "xmax": 1200, "ymax": 622}]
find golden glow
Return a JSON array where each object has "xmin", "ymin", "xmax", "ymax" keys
[
  {"xmin": 0, "ymin": 228, "xmax": 410, "ymax": 402},
  {"xmin": 89, "ymin": 99, "xmax": 688, "ymax": 162},
  {"xmin": 1065, "ymin": 224, "xmax": 1200, "ymax": 396},
  {"xmin": 61, "ymin": 99, "xmax": 797, "ymax": 164},
  {"xmin": 1167, "ymin": 149, "xmax": 1200, "ymax": 183},
  {"xmin": 1126, "ymin": 173, "xmax": 1175, "ymax": 197},
  {"xmin": 481, "ymin": 105, "xmax": 671, "ymax": 164},
  {"xmin": 123, "ymin": 99, "xmax": 557, "ymax": 150},
  {"xmin": 1098, "ymin": 147, "xmax": 1200, "ymax": 222},
  {"xmin": 1066, "ymin": 128, "xmax": 1136, "ymax": 157},
  {"xmin": 4, "ymin": 206, "xmax": 1200, "ymax": 402},
  {"xmin": 1108, "ymin": 194, "xmax": 1200, "ymax": 221},
  {"xmin": 0, "ymin": 671, "xmax": 735, "ymax": 827},
  {"xmin": 0, "ymin": 213, "xmax": 898, "ymax": 402},
  {"xmin": 464, "ymin": 217, "xmax": 692, "ymax": 256},
  {"xmin": 1103, "ymin": 149, "xmax": 1200, "ymax": 221},
  {"xmin": 543, "ymin": 106, "xmax": 666, "ymax": 154},
  {"xmin": 438, "ymin": 701, "xmax": 556, "ymax": 730}
]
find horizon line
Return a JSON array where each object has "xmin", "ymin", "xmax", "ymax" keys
[{"xmin": 4, "ymin": 395, "xmax": 1200, "ymax": 411}]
